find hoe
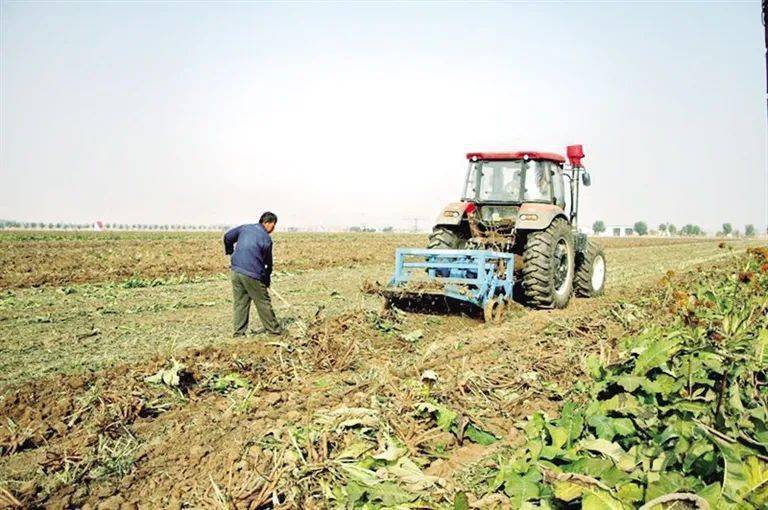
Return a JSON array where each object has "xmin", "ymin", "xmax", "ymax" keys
[{"xmin": 384, "ymin": 145, "xmax": 606, "ymax": 322}]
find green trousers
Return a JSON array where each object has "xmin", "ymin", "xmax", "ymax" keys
[{"xmin": 231, "ymin": 271, "xmax": 282, "ymax": 336}]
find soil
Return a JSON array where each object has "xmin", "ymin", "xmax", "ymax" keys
[
  {"xmin": 0, "ymin": 279, "xmax": 678, "ymax": 508},
  {"xmin": 0, "ymin": 232, "xmax": 424, "ymax": 289},
  {"xmin": 0, "ymin": 235, "xmax": 761, "ymax": 508}
]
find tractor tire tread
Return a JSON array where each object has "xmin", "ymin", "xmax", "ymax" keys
[
  {"xmin": 521, "ymin": 218, "xmax": 575, "ymax": 309},
  {"xmin": 427, "ymin": 226, "xmax": 466, "ymax": 250},
  {"xmin": 574, "ymin": 241, "xmax": 606, "ymax": 297}
]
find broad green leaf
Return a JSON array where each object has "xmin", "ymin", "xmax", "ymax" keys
[
  {"xmin": 743, "ymin": 456, "xmax": 768, "ymax": 506},
  {"xmin": 339, "ymin": 464, "xmax": 380, "ymax": 487},
  {"xmin": 641, "ymin": 374, "xmax": 681, "ymax": 396},
  {"xmin": 612, "ymin": 418, "xmax": 636, "ymax": 437},
  {"xmin": 645, "ymin": 471, "xmax": 698, "ymax": 501},
  {"xmin": 756, "ymin": 329, "xmax": 768, "ymax": 363},
  {"xmin": 587, "ymin": 415, "xmax": 636, "ymax": 441},
  {"xmin": 697, "ymin": 351, "xmax": 725, "ymax": 373},
  {"xmin": 682, "ymin": 440, "xmax": 714, "ymax": 472},
  {"xmin": 580, "ymin": 438, "xmax": 638, "ymax": 472},
  {"xmin": 210, "ymin": 372, "xmax": 249, "ymax": 392},
  {"xmin": 546, "ymin": 425, "xmax": 568, "ymax": 450},
  {"xmin": 563, "ymin": 457, "xmax": 614, "ymax": 478},
  {"xmin": 417, "ymin": 402, "xmax": 457, "ymax": 432},
  {"xmin": 528, "ymin": 438, "xmax": 543, "ymax": 462},
  {"xmin": 367, "ymin": 481, "xmax": 416, "ymax": 505},
  {"xmin": 587, "ymin": 415, "xmax": 615, "ymax": 440},
  {"xmin": 600, "ymin": 393, "xmax": 645, "ymax": 417},
  {"xmin": 524, "ymin": 412, "xmax": 547, "ymax": 438},
  {"xmin": 581, "ymin": 488, "xmax": 629, "ymax": 510},
  {"xmin": 493, "ymin": 459, "xmax": 528, "ymax": 490},
  {"xmin": 503, "ymin": 473, "xmax": 540, "ymax": 506},
  {"xmin": 613, "ymin": 375, "xmax": 644, "ymax": 392},
  {"xmin": 698, "ymin": 482, "xmax": 724, "ymax": 509},
  {"xmin": 552, "ymin": 480, "xmax": 582, "ymax": 502},
  {"xmin": 728, "ymin": 379, "xmax": 745, "ymax": 413},
  {"xmin": 557, "ymin": 402, "xmax": 584, "ymax": 445},
  {"xmin": 616, "ymin": 482, "xmax": 643, "ymax": 502},
  {"xmin": 465, "ymin": 424, "xmax": 498, "ymax": 445},
  {"xmin": 536, "ymin": 499, "xmax": 555, "ymax": 510},
  {"xmin": 632, "ymin": 334, "xmax": 682, "ymax": 375},
  {"xmin": 586, "ymin": 355, "xmax": 604, "ymax": 379},
  {"xmin": 599, "ymin": 465, "xmax": 632, "ymax": 487},
  {"xmin": 453, "ymin": 492, "xmax": 469, "ymax": 510},
  {"xmin": 649, "ymin": 451, "xmax": 667, "ymax": 473},
  {"xmin": 671, "ymin": 401, "xmax": 709, "ymax": 415},
  {"xmin": 436, "ymin": 405, "xmax": 458, "ymax": 431},
  {"xmin": 710, "ymin": 435, "xmax": 750, "ymax": 503},
  {"xmin": 345, "ymin": 481, "xmax": 366, "ymax": 505}
]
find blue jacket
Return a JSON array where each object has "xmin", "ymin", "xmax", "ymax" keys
[{"xmin": 224, "ymin": 224, "xmax": 273, "ymax": 285}]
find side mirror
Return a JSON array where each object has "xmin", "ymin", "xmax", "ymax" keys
[{"xmin": 581, "ymin": 171, "xmax": 592, "ymax": 187}]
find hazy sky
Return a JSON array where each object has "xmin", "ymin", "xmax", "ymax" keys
[{"xmin": 1, "ymin": 1, "xmax": 766, "ymax": 232}]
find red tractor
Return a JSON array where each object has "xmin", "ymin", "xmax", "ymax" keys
[{"xmin": 425, "ymin": 145, "xmax": 605, "ymax": 309}]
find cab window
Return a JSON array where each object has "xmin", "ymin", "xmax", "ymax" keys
[
  {"xmin": 523, "ymin": 161, "xmax": 552, "ymax": 202},
  {"xmin": 551, "ymin": 163, "xmax": 566, "ymax": 208}
]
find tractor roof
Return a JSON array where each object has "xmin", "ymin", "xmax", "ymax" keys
[{"xmin": 466, "ymin": 151, "xmax": 565, "ymax": 164}]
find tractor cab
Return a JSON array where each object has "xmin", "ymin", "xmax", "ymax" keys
[{"xmin": 462, "ymin": 152, "xmax": 568, "ymax": 229}]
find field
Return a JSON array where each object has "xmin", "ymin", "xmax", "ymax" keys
[{"xmin": 0, "ymin": 232, "xmax": 766, "ymax": 509}]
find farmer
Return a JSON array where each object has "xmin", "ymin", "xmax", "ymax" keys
[{"xmin": 223, "ymin": 212, "xmax": 283, "ymax": 336}]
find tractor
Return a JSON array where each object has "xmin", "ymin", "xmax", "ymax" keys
[{"xmin": 384, "ymin": 145, "xmax": 606, "ymax": 320}]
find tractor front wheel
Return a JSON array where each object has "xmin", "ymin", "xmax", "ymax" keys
[
  {"xmin": 427, "ymin": 226, "xmax": 466, "ymax": 250},
  {"xmin": 521, "ymin": 218, "xmax": 575, "ymax": 309},
  {"xmin": 575, "ymin": 241, "xmax": 606, "ymax": 297}
]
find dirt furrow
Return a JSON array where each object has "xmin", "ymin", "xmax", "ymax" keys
[{"xmin": 0, "ymin": 251, "xmax": 712, "ymax": 508}]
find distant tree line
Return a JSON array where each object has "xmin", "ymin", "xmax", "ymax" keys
[
  {"xmin": 0, "ymin": 220, "xmax": 230, "ymax": 231},
  {"xmin": 591, "ymin": 220, "xmax": 758, "ymax": 238}
]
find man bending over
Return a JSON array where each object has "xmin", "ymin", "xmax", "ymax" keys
[{"xmin": 224, "ymin": 212, "xmax": 282, "ymax": 336}]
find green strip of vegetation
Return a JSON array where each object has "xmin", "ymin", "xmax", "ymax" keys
[{"xmin": 466, "ymin": 248, "xmax": 768, "ymax": 509}]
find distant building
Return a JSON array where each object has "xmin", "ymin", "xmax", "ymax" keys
[{"xmin": 602, "ymin": 224, "xmax": 635, "ymax": 237}]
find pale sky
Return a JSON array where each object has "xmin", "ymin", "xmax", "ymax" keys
[{"xmin": 1, "ymin": 1, "xmax": 766, "ymax": 232}]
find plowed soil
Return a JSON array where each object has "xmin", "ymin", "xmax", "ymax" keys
[
  {"xmin": 0, "ymin": 231, "xmax": 721, "ymax": 289},
  {"xmin": 0, "ymin": 232, "xmax": 423, "ymax": 289},
  {"xmin": 0, "ymin": 234, "xmax": 762, "ymax": 508}
]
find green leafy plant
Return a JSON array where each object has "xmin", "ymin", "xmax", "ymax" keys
[
  {"xmin": 417, "ymin": 402, "xmax": 499, "ymax": 446},
  {"xmin": 477, "ymin": 248, "xmax": 768, "ymax": 508},
  {"xmin": 210, "ymin": 373, "xmax": 250, "ymax": 393}
]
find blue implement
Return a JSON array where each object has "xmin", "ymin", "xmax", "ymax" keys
[{"xmin": 385, "ymin": 248, "xmax": 515, "ymax": 314}]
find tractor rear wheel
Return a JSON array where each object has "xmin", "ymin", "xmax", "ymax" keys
[
  {"xmin": 521, "ymin": 218, "xmax": 575, "ymax": 309},
  {"xmin": 575, "ymin": 241, "xmax": 606, "ymax": 297},
  {"xmin": 427, "ymin": 226, "xmax": 466, "ymax": 250}
]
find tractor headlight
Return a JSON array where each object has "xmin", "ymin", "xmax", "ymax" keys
[
  {"xmin": 519, "ymin": 214, "xmax": 539, "ymax": 221},
  {"xmin": 443, "ymin": 211, "xmax": 460, "ymax": 218}
]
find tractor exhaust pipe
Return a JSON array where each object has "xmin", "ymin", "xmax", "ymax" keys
[{"xmin": 567, "ymin": 145, "xmax": 586, "ymax": 229}]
